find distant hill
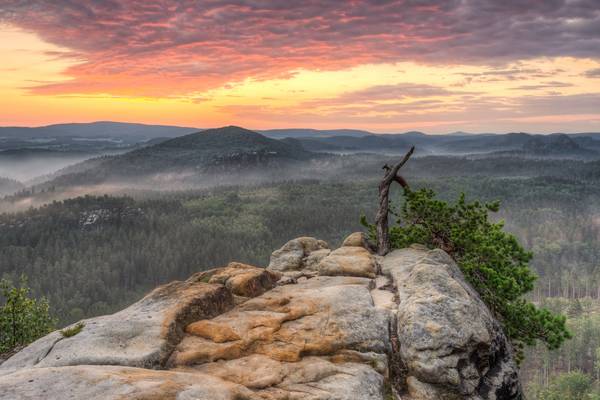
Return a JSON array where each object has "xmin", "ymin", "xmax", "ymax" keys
[
  {"xmin": 4, "ymin": 122, "xmax": 600, "ymax": 185},
  {"xmin": 437, "ymin": 132, "xmax": 532, "ymax": 153},
  {"xmin": 116, "ymin": 125, "xmax": 312, "ymax": 169},
  {"xmin": 571, "ymin": 132, "xmax": 600, "ymax": 139},
  {"xmin": 286, "ymin": 131, "xmax": 600, "ymax": 159},
  {"xmin": 38, "ymin": 126, "xmax": 316, "ymax": 188},
  {"xmin": 280, "ymin": 137, "xmax": 346, "ymax": 152},
  {"xmin": 1, "ymin": 123, "xmax": 374, "ymax": 141},
  {"xmin": 517, "ymin": 134, "xmax": 598, "ymax": 158},
  {"xmin": 260, "ymin": 128, "xmax": 372, "ymax": 139},
  {"xmin": 0, "ymin": 121, "xmax": 199, "ymax": 140},
  {"xmin": 462, "ymin": 134, "xmax": 598, "ymax": 160},
  {"xmin": 523, "ymin": 134, "xmax": 579, "ymax": 153},
  {"xmin": 289, "ymin": 130, "xmax": 486, "ymax": 154},
  {"xmin": 294, "ymin": 135, "xmax": 412, "ymax": 153}
]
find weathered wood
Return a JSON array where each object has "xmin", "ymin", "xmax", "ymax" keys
[{"xmin": 375, "ymin": 146, "xmax": 414, "ymax": 255}]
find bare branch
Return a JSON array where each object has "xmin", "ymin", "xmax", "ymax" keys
[
  {"xmin": 393, "ymin": 175, "xmax": 409, "ymax": 189},
  {"xmin": 375, "ymin": 146, "xmax": 415, "ymax": 255},
  {"xmin": 383, "ymin": 146, "xmax": 414, "ymax": 185}
]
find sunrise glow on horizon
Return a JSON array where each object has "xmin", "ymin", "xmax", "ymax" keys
[{"xmin": 1, "ymin": 1, "xmax": 600, "ymax": 133}]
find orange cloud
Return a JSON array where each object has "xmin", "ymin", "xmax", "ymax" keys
[
  {"xmin": 1, "ymin": 1, "xmax": 600, "ymax": 132},
  {"xmin": 3, "ymin": 0, "xmax": 600, "ymax": 97}
]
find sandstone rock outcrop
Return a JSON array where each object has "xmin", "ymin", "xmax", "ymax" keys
[
  {"xmin": 0, "ymin": 233, "xmax": 523, "ymax": 400},
  {"xmin": 341, "ymin": 231, "xmax": 372, "ymax": 249},
  {"xmin": 318, "ymin": 246, "xmax": 379, "ymax": 278},
  {"xmin": 382, "ymin": 245, "xmax": 522, "ymax": 400},
  {"xmin": 170, "ymin": 275, "xmax": 389, "ymax": 365},
  {"xmin": 192, "ymin": 262, "xmax": 280, "ymax": 298},
  {"xmin": 267, "ymin": 236, "xmax": 330, "ymax": 273},
  {"xmin": 0, "ymin": 365, "xmax": 259, "ymax": 399}
]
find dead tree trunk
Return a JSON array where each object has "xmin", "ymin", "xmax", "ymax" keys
[{"xmin": 375, "ymin": 146, "xmax": 414, "ymax": 256}]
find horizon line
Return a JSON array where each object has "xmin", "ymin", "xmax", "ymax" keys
[{"xmin": 1, "ymin": 120, "xmax": 599, "ymax": 136}]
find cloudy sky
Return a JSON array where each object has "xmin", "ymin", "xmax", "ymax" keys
[{"xmin": 1, "ymin": 0, "xmax": 600, "ymax": 133}]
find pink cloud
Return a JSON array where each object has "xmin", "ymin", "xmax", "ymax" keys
[{"xmin": 2, "ymin": 0, "xmax": 599, "ymax": 96}]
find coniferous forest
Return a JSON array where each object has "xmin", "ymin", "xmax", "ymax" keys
[{"xmin": 1, "ymin": 153, "xmax": 600, "ymax": 398}]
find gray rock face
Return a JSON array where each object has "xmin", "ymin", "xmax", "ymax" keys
[
  {"xmin": 382, "ymin": 246, "xmax": 522, "ymax": 400},
  {"xmin": 0, "ymin": 278, "xmax": 234, "ymax": 375},
  {"xmin": 267, "ymin": 236, "xmax": 330, "ymax": 272},
  {"xmin": 0, "ymin": 237, "xmax": 523, "ymax": 400}
]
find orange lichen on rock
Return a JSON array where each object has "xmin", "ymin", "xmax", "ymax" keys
[{"xmin": 169, "ymin": 276, "xmax": 389, "ymax": 370}]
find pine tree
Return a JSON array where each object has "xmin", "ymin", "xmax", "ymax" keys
[{"xmin": 362, "ymin": 188, "xmax": 571, "ymax": 361}]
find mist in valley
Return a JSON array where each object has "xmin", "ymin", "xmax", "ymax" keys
[
  {"xmin": 0, "ymin": 148, "xmax": 136, "ymax": 183},
  {"xmin": 0, "ymin": 154, "xmax": 94, "ymax": 182}
]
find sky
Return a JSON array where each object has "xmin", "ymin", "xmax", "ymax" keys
[{"xmin": 1, "ymin": 0, "xmax": 600, "ymax": 133}]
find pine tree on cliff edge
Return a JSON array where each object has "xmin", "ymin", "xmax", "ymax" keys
[{"xmin": 363, "ymin": 146, "xmax": 570, "ymax": 362}]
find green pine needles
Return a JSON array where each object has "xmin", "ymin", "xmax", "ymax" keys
[{"xmin": 362, "ymin": 187, "xmax": 570, "ymax": 361}]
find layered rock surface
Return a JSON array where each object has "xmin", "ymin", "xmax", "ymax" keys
[{"xmin": 0, "ymin": 236, "xmax": 523, "ymax": 400}]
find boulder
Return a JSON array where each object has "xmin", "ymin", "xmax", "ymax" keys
[
  {"xmin": 193, "ymin": 262, "xmax": 279, "ymax": 297},
  {"xmin": 381, "ymin": 246, "xmax": 522, "ymax": 400},
  {"xmin": 0, "ymin": 279, "xmax": 234, "ymax": 374},
  {"xmin": 267, "ymin": 237, "xmax": 329, "ymax": 272},
  {"xmin": 303, "ymin": 248, "xmax": 331, "ymax": 271},
  {"xmin": 341, "ymin": 231, "xmax": 371, "ymax": 249},
  {"xmin": 318, "ymin": 246, "xmax": 379, "ymax": 278}
]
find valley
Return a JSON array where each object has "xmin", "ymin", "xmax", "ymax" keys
[{"xmin": 2, "ymin": 124, "xmax": 600, "ymax": 398}]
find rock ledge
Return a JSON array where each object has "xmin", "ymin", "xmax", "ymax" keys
[{"xmin": 0, "ymin": 235, "xmax": 523, "ymax": 400}]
